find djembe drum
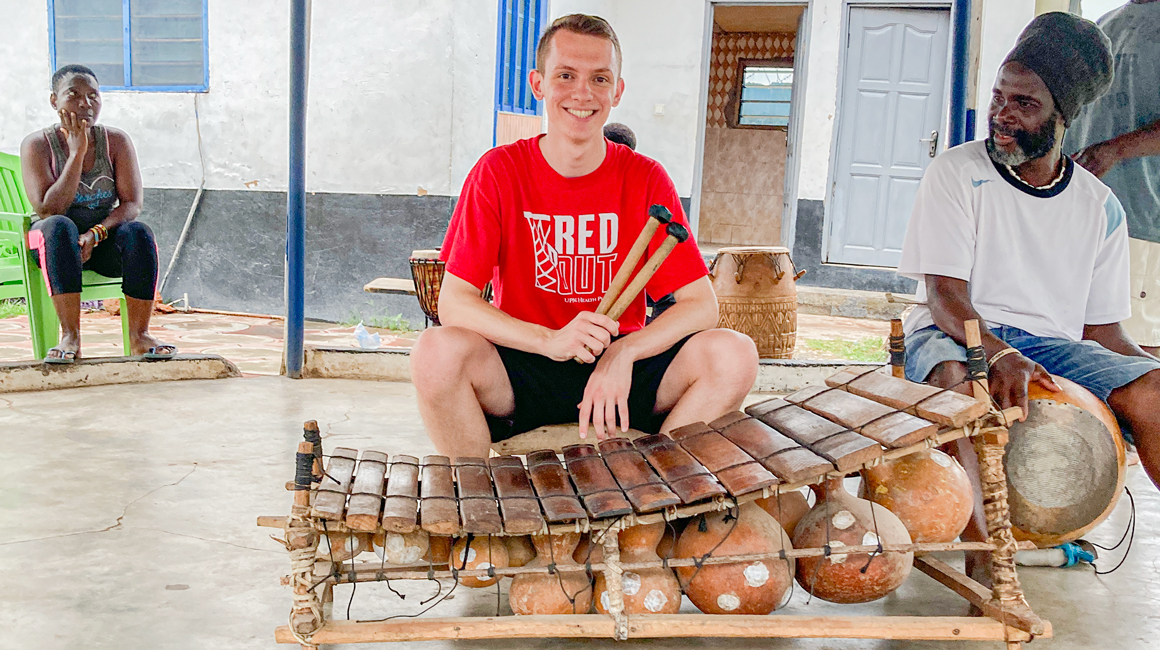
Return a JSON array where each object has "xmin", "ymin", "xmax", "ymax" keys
[
  {"xmin": 709, "ymin": 246, "xmax": 802, "ymax": 359},
  {"xmin": 409, "ymin": 249, "xmax": 444, "ymax": 327},
  {"xmin": 408, "ymin": 249, "xmax": 493, "ymax": 327}
]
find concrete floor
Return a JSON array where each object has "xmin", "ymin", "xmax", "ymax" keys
[{"xmin": 1, "ymin": 375, "xmax": 1156, "ymax": 650}]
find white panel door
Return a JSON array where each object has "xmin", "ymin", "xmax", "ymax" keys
[{"xmin": 826, "ymin": 7, "xmax": 950, "ymax": 267}]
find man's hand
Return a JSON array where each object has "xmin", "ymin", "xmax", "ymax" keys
[
  {"xmin": 988, "ymin": 351, "xmax": 1060, "ymax": 420},
  {"xmin": 1073, "ymin": 140, "xmax": 1122, "ymax": 179},
  {"xmin": 578, "ymin": 341, "xmax": 635, "ymax": 441},
  {"xmin": 58, "ymin": 110, "xmax": 90, "ymax": 159},
  {"xmin": 541, "ymin": 311, "xmax": 619, "ymax": 363},
  {"xmin": 78, "ymin": 229, "xmax": 97, "ymax": 263}
]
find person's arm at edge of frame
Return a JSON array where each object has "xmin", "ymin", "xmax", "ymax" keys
[
  {"xmin": 1084, "ymin": 322, "xmax": 1158, "ymax": 360},
  {"xmin": 1074, "ymin": 118, "xmax": 1160, "ymax": 178},
  {"xmin": 925, "ymin": 274, "xmax": 1059, "ymax": 418},
  {"xmin": 20, "ymin": 126, "xmax": 82, "ymax": 218},
  {"xmin": 437, "ymin": 272, "xmax": 619, "ymax": 364}
]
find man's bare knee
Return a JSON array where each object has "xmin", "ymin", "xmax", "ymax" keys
[
  {"xmin": 659, "ymin": 328, "xmax": 758, "ymax": 412},
  {"xmin": 927, "ymin": 360, "xmax": 972, "ymax": 395},
  {"xmin": 410, "ymin": 326, "xmax": 489, "ymax": 389}
]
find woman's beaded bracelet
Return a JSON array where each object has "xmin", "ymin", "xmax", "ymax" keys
[{"xmin": 89, "ymin": 223, "xmax": 108, "ymax": 244}]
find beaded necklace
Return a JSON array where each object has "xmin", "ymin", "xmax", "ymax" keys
[{"xmin": 1005, "ymin": 157, "xmax": 1068, "ymax": 191}]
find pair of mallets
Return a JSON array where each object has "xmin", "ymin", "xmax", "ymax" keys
[{"xmin": 576, "ymin": 204, "xmax": 690, "ymax": 362}]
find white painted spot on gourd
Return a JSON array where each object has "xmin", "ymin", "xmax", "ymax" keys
[
  {"xmin": 400, "ymin": 545, "xmax": 423, "ymax": 563},
  {"xmin": 717, "ymin": 593, "xmax": 741, "ymax": 611},
  {"xmin": 476, "ymin": 561, "xmax": 493, "ymax": 572},
  {"xmin": 863, "ymin": 531, "xmax": 880, "ymax": 547},
  {"xmin": 644, "ymin": 589, "xmax": 668, "ymax": 612},
  {"xmin": 622, "ymin": 572, "xmax": 641, "ymax": 595},
  {"xmin": 744, "ymin": 562, "xmax": 770, "ymax": 587},
  {"xmin": 828, "ymin": 540, "xmax": 848, "ymax": 564},
  {"xmin": 832, "ymin": 510, "xmax": 856, "ymax": 530},
  {"xmin": 601, "ymin": 591, "xmax": 610, "ymax": 611},
  {"xmin": 459, "ymin": 546, "xmax": 477, "ymax": 563},
  {"xmin": 932, "ymin": 451, "xmax": 953, "ymax": 467}
]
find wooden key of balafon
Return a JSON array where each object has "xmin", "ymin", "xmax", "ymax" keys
[
  {"xmin": 312, "ymin": 447, "xmax": 358, "ymax": 520},
  {"xmin": 598, "ymin": 437, "xmax": 682, "ymax": 513},
  {"xmin": 825, "ymin": 366, "xmax": 989, "ymax": 427},
  {"xmin": 419, "ymin": 455, "xmax": 459, "ymax": 535},
  {"xmin": 526, "ymin": 450, "xmax": 587, "ymax": 523},
  {"xmin": 345, "ymin": 450, "xmax": 389, "ymax": 532},
  {"xmin": 785, "ymin": 385, "xmax": 937, "ymax": 449},
  {"xmin": 633, "ymin": 433, "xmax": 727, "ymax": 504},
  {"xmin": 381, "ymin": 454, "xmax": 420, "ymax": 533},
  {"xmin": 746, "ymin": 399, "xmax": 883, "ymax": 473},
  {"xmin": 454, "ymin": 457, "xmax": 503, "ymax": 535},
  {"xmin": 563, "ymin": 444, "xmax": 634, "ymax": 519},
  {"xmin": 487, "ymin": 456, "xmax": 545, "ymax": 535},
  {"xmin": 669, "ymin": 422, "xmax": 779, "ymax": 496},
  {"xmin": 607, "ymin": 222, "xmax": 691, "ymax": 321},
  {"xmin": 710, "ymin": 411, "xmax": 834, "ymax": 483}
]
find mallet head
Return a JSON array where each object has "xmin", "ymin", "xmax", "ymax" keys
[
  {"xmin": 665, "ymin": 222, "xmax": 689, "ymax": 243},
  {"xmin": 648, "ymin": 204, "xmax": 673, "ymax": 224}
]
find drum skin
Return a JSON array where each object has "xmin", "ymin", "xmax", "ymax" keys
[
  {"xmin": 595, "ymin": 522, "xmax": 682, "ymax": 615},
  {"xmin": 794, "ymin": 479, "xmax": 913, "ymax": 604},
  {"xmin": 449, "ymin": 536, "xmax": 509, "ymax": 588},
  {"xmin": 861, "ymin": 449, "xmax": 973, "ymax": 543},
  {"xmin": 1007, "ymin": 376, "xmax": 1126, "ymax": 547},
  {"xmin": 755, "ymin": 489, "xmax": 811, "ymax": 538},
  {"xmin": 674, "ymin": 503, "xmax": 794, "ymax": 615},
  {"xmin": 709, "ymin": 246, "xmax": 799, "ymax": 359},
  {"xmin": 509, "ymin": 533, "xmax": 594, "ymax": 615}
]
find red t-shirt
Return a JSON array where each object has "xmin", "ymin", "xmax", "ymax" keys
[{"xmin": 442, "ymin": 136, "xmax": 708, "ymax": 333}]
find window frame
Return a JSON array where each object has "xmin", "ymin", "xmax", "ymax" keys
[
  {"xmin": 494, "ymin": 0, "xmax": 546, "ymax": 117},
  {"xmin": 728, "ymin": 57, "xmax": 794, "ymax": 131},
  {"xmin": 47, "ymin": 0, "xmax": 210, "ymax": 93}
]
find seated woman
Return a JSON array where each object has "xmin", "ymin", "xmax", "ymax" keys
[{"xmin": 19, "ymin": 64, "xmax": 174, "ymax": 362}]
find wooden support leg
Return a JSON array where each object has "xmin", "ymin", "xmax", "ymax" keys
[
  {"xmin": 601, "ymin": 525, "xmax": 629, "ymax": 641},
  {"xmin": 975, "ymin": 427, "xmax": 1046, "ymax": 639}
]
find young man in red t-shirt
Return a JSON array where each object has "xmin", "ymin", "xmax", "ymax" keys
[{"xmin": 410, "ymin": 14, "xmax": 758, "ymax": 458}]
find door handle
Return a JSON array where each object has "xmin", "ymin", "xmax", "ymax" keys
[{"xmin": 919, "ymin": 130, "xmax": 939, "ymax": 158}]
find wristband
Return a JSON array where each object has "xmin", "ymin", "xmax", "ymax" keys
[
  {"xmin": 987, "ymin": 347, "xmax": 1022, "ymax": 368},
  {"xmin": 89, "ymin": 224, "xmax": 108, "ymax": 244}
]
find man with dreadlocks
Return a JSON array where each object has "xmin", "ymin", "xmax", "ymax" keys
[{"xmin": 898, "ymin": 12, "xmax": 1160, "ymax": 580}]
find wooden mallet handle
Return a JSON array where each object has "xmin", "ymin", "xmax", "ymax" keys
[
  {"xmin": 607, "ymin": 222, "xmax": 690, "ymax": 321},
  {"xmin": 596, "ymin": 205, "xmax": 672, "ymax": 316}
]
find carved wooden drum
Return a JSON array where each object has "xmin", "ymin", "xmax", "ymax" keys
[
  {"xmin": 409, "ymin": 249, "xmax": 444, "ymax": 326},
  {"xmin": 709, "ymin": 246, "xmax": 801, "ymax": 359}
]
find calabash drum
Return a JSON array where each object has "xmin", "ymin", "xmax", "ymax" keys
[
  {"xmin": 409, "ymin": 249, "xmax": 444, "ymax": 326},
  {"xmin": 1005, "ymin": 375, "xmax": 1127, "ymax": 547},
  {"xmin": 709, "ymin": 246, "xmax": 801, "ymax": 359}
]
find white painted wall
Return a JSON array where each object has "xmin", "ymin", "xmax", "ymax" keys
[
  {"xmin": 0, "ymin": 0, "xmax": 497, "ymax": 195},
  {"xmin": 551, "ymin": 0, "xmax": 708, "ymax": 196},
  {"xmin": 974, "ymin": 0, "xmax": 1038, "ymax": 139}
]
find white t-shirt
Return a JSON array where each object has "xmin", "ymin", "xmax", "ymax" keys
[{"xmin": 898, "ymin": 140, "xmax": 1130, "ymax": 342}]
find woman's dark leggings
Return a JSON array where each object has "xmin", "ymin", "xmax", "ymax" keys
[{"xmin": 28, "ymin": 215, "xmax": 158, "ymax": 300}]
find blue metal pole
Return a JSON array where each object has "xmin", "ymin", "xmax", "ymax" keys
[
  {"xmin": 284, "ymin": 0, "xmax": 307, "ymax": 378},
  {"xmin": 948, "ymin": 0, "xmax": 972, "ymax": 147}
]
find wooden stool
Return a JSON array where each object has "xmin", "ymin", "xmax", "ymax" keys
[{"xmin": 489, "ymin": 424, "xmax": 646, "ymax": 456}]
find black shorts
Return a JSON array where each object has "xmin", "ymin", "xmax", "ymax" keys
[{"xmin": 486, "ymin": 335, "xmax": 694, "ymax": 442}]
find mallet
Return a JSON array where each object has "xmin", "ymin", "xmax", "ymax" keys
[
  {"xmin": 606, "ymin": 221, "xmax": 690, "ymax": 321},
  {"xmin": 595, "ymin": 204, "xmax": 672, "ymax": 315}
]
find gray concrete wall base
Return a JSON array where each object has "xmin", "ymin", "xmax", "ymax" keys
[
  {"xmin": 0, "ymin": 355, "xmax": 240, "ymax": 393},
  {"xmin": 302, "ymin": 346, "xmax": 879, "ymax": 395},
  {"xmin": 796, "ymin": 286, "xmax": 914, "ymax": 321}
]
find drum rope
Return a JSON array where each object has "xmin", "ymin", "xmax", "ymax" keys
[{"xmin": 1093, "ymin": 486, "xmax": 1136, "ymax": 575}]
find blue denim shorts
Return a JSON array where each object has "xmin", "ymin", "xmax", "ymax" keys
[{"xmin": 905, "ymin": 325, "xmax": 1160, "ymax": 403}]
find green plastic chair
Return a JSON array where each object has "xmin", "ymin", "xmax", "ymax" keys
[{"xmin": 0, "ymin": 151, "xmax": 130, "ymax": 359}]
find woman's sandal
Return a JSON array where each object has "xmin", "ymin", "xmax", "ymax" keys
[
  {"xmin": 143, "ymin": 344, "xmax": 177, "ymax": 360},
  {"xmin": 44, "ymin": 347, "xmax": 78, "ymax": 365}
]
